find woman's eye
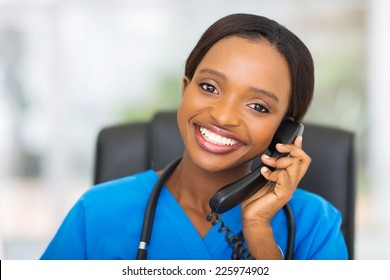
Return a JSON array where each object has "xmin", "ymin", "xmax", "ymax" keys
[
  {"xmin": 248, "ymin": 103, "xmax": 270, "ymax": 113},
  {"xmin": 200, "ymin": 83, "xmax": 219, "ymax": 94}
]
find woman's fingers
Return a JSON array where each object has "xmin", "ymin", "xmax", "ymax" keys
[
  {"xmin": 260, "ymin": 166, "xmax": 293, "ymax": 199},
  {"xmin": 262, "ymin": 139, "xmax": 310, "ymax": 176},
  {"xmin": 242, "ymin": 136, "xmax": 311, "ymax": 221},
  {"xmin": 260, "ymin": 137, "xmax": 311, "ymax": 191}
]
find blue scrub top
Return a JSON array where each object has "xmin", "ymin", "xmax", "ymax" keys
[{"xmin": 40, "ymin": 170, "xmax": 348, "ymax": 260}]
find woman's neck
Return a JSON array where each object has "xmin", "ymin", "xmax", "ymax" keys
[
  {"xmin": 164, "ymin": 152, "xmax": 251, "ymax": 216},
  {"xmin": 160, "ymin": 152, "xmax": 251, "ymax": 237}
]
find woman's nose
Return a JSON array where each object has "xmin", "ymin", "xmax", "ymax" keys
[{"xmin": 208, "ymin": 96, "xmax": 241, "ymax": 127}]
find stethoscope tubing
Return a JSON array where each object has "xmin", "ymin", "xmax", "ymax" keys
[
  {"xmin": 136, "ymin": 157, "xmax": 295, "ymax": 260},
  {"xmin": 136, "ymin": 157, "xmax": 182, "ymax": 260}
]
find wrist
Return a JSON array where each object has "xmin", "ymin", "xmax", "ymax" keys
[
  {"xmin": 242, "ymin": 220, "xmax": 283, "ymax": 260},
  {"xmin": 242, "ymin": 217, "xmax": 271, "ymax": 230}
]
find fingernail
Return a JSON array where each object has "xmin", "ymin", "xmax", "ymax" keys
[
  {"xmin": 261, "ymin": 166, "xmax": 269, "ymax": 173},
  {"xmin": 262, "ymin": 154, "xmax": 270, "ymax": 159}
]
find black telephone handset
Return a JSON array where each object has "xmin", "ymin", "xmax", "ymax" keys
[{"xmin": 209, "ymin": 119, "xmax": 304, "ymax": 214}]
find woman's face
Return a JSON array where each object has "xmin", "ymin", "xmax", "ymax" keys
[{"xmin": 178, "ymin": 36, "xmax": 291, "ymax": 172}]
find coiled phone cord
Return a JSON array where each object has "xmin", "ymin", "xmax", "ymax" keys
[
  {"xmin": 207, "ymin": 203, "xmax": 295, "ymax": 260},
  {"xmin": 206, "ymin": 211, "xmax": 254, "ymax": 260}
]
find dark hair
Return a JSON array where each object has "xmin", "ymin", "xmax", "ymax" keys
[{"xmin": 185, "ymin": 13, "xmax": 314, "ymax": 122}]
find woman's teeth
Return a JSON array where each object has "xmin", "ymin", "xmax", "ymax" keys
[{"xmin": 199, "ymin": 127, "xmax": 239, "ymax": 146}]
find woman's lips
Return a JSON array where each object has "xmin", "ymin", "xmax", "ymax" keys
[{"xmin": 194, "ymin": 125, "xmax": 244, "ymax": 154}]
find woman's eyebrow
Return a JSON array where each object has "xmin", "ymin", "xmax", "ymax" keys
[
  {"xmin": 249, "ymin": 86, "xmax": 279, "ymax": 102},
  {"xmin": 199, "ymin": 67, "xmax": 279, "ymax": 103},
  {"xmin": 198, "ymin": 68, "xmax": 227, "ymax": 80}
]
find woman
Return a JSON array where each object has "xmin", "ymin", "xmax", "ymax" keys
[{"xmin": 41, "ymin": 13, "xmax": 348, "ymax": 260}]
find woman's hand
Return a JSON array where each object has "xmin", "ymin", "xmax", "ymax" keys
[{"xmin": 240, "ymin": 135, "xmax": 311, "ymax": 259}]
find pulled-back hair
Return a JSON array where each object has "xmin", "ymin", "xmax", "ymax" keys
[{"xmin": 185, "ymin": 13, "xmax": 314, "ymax": 122}]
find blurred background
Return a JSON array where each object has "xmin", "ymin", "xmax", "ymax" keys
[{"xmin": 0, "ymin": 0, "xmax": 389, "ymax": 259}]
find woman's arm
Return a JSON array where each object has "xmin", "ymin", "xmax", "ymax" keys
[{"xmin": 241, "ymin": 136, "xmax": 311, "ymax": 259}]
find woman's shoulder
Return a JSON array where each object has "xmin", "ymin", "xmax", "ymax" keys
[
  {"xmin": 80, "ymin": 170, "xmax": 158, "ymax": 205},
  {"xmin": 287, "ymin": 188, "xmax": 348, "ymax": 259},
  {"xmin": 290, "ymin": 188, "xmax": 341, "ymax": 219}
]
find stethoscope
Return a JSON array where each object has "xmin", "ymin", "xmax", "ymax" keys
[{"xmin": 136, "ymin": 157, "xmax": 295, "ymax": 260}]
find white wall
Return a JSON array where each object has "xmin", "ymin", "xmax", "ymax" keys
[{"xmin": 363, "ymin": 0, "xmax": 390, "ymax": 258}]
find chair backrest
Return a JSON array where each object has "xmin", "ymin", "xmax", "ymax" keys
[{"xmin": 94, "ymin": 111, "xmax": 356, "ymax": 259}]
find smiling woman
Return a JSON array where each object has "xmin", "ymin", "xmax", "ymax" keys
[
  {"xmin": 40, "ymin": 13, "xmax": 348, "ymax": 260},
  {"xmin": 178, "ymin": 37, "xmax": 291, "ymax": 170}
]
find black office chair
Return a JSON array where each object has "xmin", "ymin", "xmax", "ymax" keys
[{"xmin": 94, "ymin": 111, "xmax": 356, "ymax": 259}]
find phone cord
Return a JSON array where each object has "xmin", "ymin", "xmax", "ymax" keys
[{"xmin": 206, "ymin": 211, "xmax": 254, "ymax": 260}]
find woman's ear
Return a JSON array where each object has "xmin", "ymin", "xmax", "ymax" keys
[
  {"xmin": 182, "ymin": 76, "xmax": 190, "ymax": 97},
  {"xmin": 284, "ymin": 115, "xmax": 296, "ymax": 122}
]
